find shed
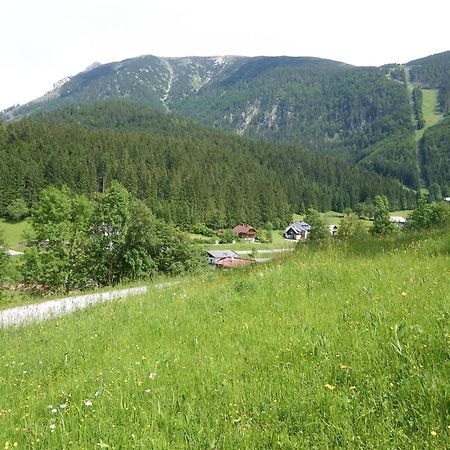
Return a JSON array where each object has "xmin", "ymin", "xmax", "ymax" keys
[
  {"xmin": 206, "ymin": 250, "xmax": 241, "ymax": 265},
  {"xmin": 328, "ymin": 224, "xmax": 338, "ymax": 235},
  {"xmin": 389, "ymin": 216, "xmax": 407, "ymax": 225}
]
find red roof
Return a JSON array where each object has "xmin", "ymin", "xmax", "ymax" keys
[
  {"xmin": 215, "ymin": 257, "xmax": 255, "ymax": 268},
  {"xmin": 232, "ymin": 224, "xmax": 256, "ymax": 235}
]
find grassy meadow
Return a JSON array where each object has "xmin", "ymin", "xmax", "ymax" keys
[
  {"xmin": 0, "ymin": 219, "xmax": 30, "ymax": 251},
  {"xmin": 415, "ymin": 89, "xmax": 444, "ymax": 140},
  {"xmin": 0, "ymin": 231, "xmax": 449, "ymax": 448}
]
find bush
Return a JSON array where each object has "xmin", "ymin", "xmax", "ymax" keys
[
  {"xmin": 5, "ymin": 198, "xmax": 29, "ymax": 222},
  {"xmin": 191, "ymin": 223, "xmax": 214, "ymax": 237},
  {"xmin": 219, "ymin": 229, "xmax": 236, "ymax": 244}
]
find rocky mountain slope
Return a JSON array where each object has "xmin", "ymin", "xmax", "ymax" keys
[{"xmin": 0, "ymin": 55, "xmax": 413, "ymax": 151}]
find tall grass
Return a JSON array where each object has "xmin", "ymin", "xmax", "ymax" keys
[
  {"xmin": 0, "ymin": 232, "xmax": 448, "ymax": 448},
  {"xmin": 415, "ymin": 89, "xmax": 444, "ymax": 140}
]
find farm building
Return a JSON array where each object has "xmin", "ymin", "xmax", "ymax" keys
[
  {"xmin": 232, "ymin": 224, "xmax": 257, "ymax": 241},
  {"xmin": 389, "ymin": 216, "xmax": 407, "ymax": 225},
  {"xmin": 284, "ymin": 221, "xmax": 311, "ymax": 240},
  {"xmin": 206, "ymin": 250, "xmax": 241, "ymax": 265},
  {"xmin": 328, "ymin": 224, "xmax": 338, "ymax": 235}
]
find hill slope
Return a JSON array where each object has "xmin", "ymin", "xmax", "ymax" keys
[
  {"xmin": 1, "ymin": 55, "xmax": 414, "ymax": 154},
  {"xmin": 0, "ymin": 231, "xmax": 448, "ymax": 448},
  {"xmin": 0, "ymin": 102, "xmax": 416, "ymax": 224},
  {"xmin": 420, "ymin": 115, "xmax": 450, "ymax": 193},
  {"xmin": 407, "ymin": 51, "xmax": 450, "ymax": 114}
]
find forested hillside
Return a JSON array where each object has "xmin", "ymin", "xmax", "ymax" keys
[
  {"xmin": 1, "ymin": 55, "xmax": 414, "ymax": 155},
  {"xmin": 356, "ymin": 133, "xmax": 420, "ymax": 189},
  {"xmin": 420, "ymin": 115, "xmax": 450, "ymax": 194},
  {"xmin": 0, "ymin": 102, "xmax": 416, "ymax": 226},
  {"xmin": 407, "ymin": 51, "xmax": 450, "ymax": 114},
  {"xmin": 177, "ymin": 58, "xmax": 414, "ymax": 153}
]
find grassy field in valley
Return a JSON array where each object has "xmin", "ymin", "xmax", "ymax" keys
[
  {"xmin": 0, "ymin": 231, "xmax": 448, "ymax": 448},
  {"xmin": 0, "ymin": 219, "xmax": 30, "ymax": 251}
]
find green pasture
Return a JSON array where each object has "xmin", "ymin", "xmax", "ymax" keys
[
  {"xmin": 0, "ymin": 219, "xmax": 30, "ymax": 251},
  {"xmin": 0, "ymin": 231, "xmax": 448, "ymax": 448},
  {"xmin": 415, "ymin": 89, "xmax": 444, "ymax": 140}
]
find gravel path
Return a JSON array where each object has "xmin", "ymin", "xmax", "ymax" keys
[{"xmin": 0, "ymin": 282, "xmax": 177, "ymax": 328}]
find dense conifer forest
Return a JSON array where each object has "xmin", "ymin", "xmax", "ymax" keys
[
  {"xmin": 0, "ymin": 102, "xmax": 416, "ymax": 227},
  {"xmin": 408, "ymin": 51, "xmax": 450, "ymax": 113},
  {"xmin": 420, "ymin": 115, "xmax": 450, "ymax": 194}
]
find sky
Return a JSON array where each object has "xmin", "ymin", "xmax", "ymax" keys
[{"xmin": 1, "ymin": 0, "xmax": 449, "ymax": 110}]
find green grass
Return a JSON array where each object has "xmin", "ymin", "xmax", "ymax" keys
[
  {"xmin": 0, "ymin": 231, "xmax": 449, "ymax": 448},
  {"xmin": 390, "ymin": 210, "xmax": 412, "ymax": 218},
  {"xmin": 415, "ymin": 89, "xmax": 444, "ymax": 140},
  {"xmin": 0, "ymin": 219, "xmax": 30, "ymax": 251},
  {"xmin": 293, "ymin": 211, "xmax": 373, "ymax": 227}
]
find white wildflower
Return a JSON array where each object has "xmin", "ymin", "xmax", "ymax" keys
[{"xmin": 84, "ymin": 400, "xmax": 93, "ymax": 407}]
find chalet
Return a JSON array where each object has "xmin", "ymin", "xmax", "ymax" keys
[
  {"xmin": 389, "ymin": 216, "xmax": 407, "ymax": 226},
  {"xmin": 206, "ymin": 250, "xmax": 241, "ymax": 265},
  {"xmin": 232, "ymin": 224, "xmax": 257, "ymax": 241},
  {"xmin": 284, "ymin": 221, "xmax": 311, "ymax": 240},
  {"xmin": 444, "ymin": 197, "xmax": 450, "ymax": 203},
  {"xmin": 328, "ymin": 224, "xmax": 338, "ymax": 235}
]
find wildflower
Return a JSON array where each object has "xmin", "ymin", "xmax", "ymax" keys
[
  {"xmin": 324, "ymin": 384, "xmax": 336, "ymax": 390},
  {"xmin": 401, "ymin": 291, "xmax": 407, "ymax": 296},
  {"xmin": 49, "ymin": 424, "xmax": 56, "ymax": 431},
  {"xmin": 349, "ymin": 386, "xmax": 357, "ymax": 391},
  {"xmin": 148, "ymin": 372, "xmax": 157, "ymax": 380},
  {"xmin": 145, "ymin": 389, "xmax": 151, "ymax": 393},
  {"xmin": 431, "ymin": 430, "xmax": 437, "ymax": 436},
  {"xmin": 84, "ymin": 401, "xmax": 93, "ymax": 407},
  {"xmin": 51, "ymin": 408, "xmax": 58, "ymax": 413},
  {"xmin": 59, "ymin": 403, "xmax": 68, "ymax": 409}
]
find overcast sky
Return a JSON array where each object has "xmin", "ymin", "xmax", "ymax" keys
[{"xmin": 1, "ymin": 0, "xmax": 449, "ymax": 110}]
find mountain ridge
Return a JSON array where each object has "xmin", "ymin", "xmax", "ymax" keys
[{"xmin": 1, "ymin": 51, "xmax": 449, "ymax": 193}]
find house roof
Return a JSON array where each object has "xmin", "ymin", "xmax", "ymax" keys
[
  {"xmin": 216, "ymin": 257, "xmax": 255, "ymax": 268},
  {"xmin": 285, "ymin": 221, "xmax": 311, "ymax": 234},
  {"xmin": 233, "ymin": 224, "xmax": 256, "ymax": 234},
  {"xmin": 207, "ymin": 250, "xmax": 240, "ymax": 259}
]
